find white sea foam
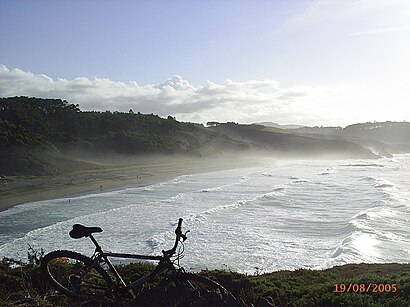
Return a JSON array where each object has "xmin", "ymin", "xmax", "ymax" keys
[{"xmin": 0, "ymin": 155, "xmax": 409, "ymax": 273}]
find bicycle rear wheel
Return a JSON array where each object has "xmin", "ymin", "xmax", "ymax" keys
[{"xmin": 41, "ymin": 250, "xmax": 113, "ymax": 300}]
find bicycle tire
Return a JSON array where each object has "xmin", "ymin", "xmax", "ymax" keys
[
  {"xmin": 41, "ymin": 250, "xmax": 113, "ymax": 300},
  {"xmin": 132, "ymin": 272, "xmax": 244, "ymax": 306},
  {"xmin": 178, "ymin": 273, "xmax": 244, "ymax": 306}
]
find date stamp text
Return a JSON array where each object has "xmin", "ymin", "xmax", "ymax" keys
[{"xmin": 334, "ymin": 283, "xmax": 397, "ymax": 293}]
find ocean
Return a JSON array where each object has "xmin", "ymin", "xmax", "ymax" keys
[{"xmin": 0, "ymin": 155, "xmax": 409, "ymax": 274}]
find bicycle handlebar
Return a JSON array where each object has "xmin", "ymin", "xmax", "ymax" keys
[
  {"xmin": 176, "ymin": 218, "xmax": 188, "ymax": 241},
  {"xmin": 162, "ymin": 218, "xmax": 188, "ymax": 258}
]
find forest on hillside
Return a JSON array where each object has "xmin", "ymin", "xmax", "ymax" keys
[
  {"xmin": 294, "ymin": 122, "xmax": 410, "ymax": 145},
  {"xmin": 0, "ymin": 97, "xmax": 245, "ymax": 175},
  {"xmin": 2, "ymin": 96, "xmax": 408, "ymax": 176},
  {"xmin": 0, "ymin": 96, "xmax": 246, "ymax": 154}
]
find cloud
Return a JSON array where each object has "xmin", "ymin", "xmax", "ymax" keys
[
  {"xmin": 273, "ymin": 0, "xmax": 410, "ymax": 40},
  {"xmin": 2, "ymin": 65, "xmax": 408, "ymax": 126},
  {"xmin": 349, "ymin": 25, "xmax": 410, "ymax": 36},
  {"xmin": 0, "ymin": 65, "xmax": 332, "ymax": 125}
]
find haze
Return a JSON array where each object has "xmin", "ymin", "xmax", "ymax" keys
[{"xmin": 1, "ymin": 0, "xmax": 410, "ymax": 126}]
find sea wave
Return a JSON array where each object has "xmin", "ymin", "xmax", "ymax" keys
[
  {"xmin": 1, "ymin": 155, "xmax": 409, "ymax": 272},
  {"xmin": 198, "ymin": 175, "xmax": 249, "ymax": 193},
  {"xmin": 373, "ymin": 179, "xmax": 394, "ymax": 189},
  {"xmin": 292, "ymin": 179, "xmax": 309, "ymax": 184},
  {"xmin": 342, "ymin": 163, "xmax": 384, "ymax": 168}
]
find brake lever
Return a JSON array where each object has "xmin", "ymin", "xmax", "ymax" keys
[{"xmin": 181, "ymin": 230, "xmax": 190, "ymax": 242}]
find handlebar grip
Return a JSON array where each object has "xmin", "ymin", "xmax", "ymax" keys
[{"xmin": 178, "ymin": 218, "xmax": 183, "ymax": 227}]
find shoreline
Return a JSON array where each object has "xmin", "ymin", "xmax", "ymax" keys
[{"xmin": 0, "ymin": 155, "xmax": 265, "ymax": 212}]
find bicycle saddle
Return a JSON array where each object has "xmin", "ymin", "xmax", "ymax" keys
[{"xmin": 69, "ymin": 224, "xmax": 103, "ymax": 239}]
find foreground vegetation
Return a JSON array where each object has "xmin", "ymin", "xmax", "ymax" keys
[{"xmin": 1, "ymin": 254, "xmax": 409, "ymax": 306}]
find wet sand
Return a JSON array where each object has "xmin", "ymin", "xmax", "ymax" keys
[{"xmin": 0, "ymin": 155, "xmax": 263, "ymax": 212}]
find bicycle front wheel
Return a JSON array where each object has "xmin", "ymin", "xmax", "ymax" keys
[
  {"xmin": 41, "ymin": 250, "xmax": 113, "ymax": 300},
  {"xmin": 133, "ymin": 272, "xmax": 244, "ymax": 306},
  {"xmin": 177, "ymin": 272, "xmax": 244, "ymax": 306}
]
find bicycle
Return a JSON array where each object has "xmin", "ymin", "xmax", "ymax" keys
[{"xmin": 41, "ymin": 218, "xmax": 244, "ymax": 306}]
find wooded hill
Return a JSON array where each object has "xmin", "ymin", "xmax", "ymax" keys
[
  {"xmin": 295, "ymin": 122, "xmax": 410, "ymax": 145},
  {"xmin": 210, "ymin": 123, "xmax": 378, "ymax": 159},
  {"xmin": 0, "ymin": 97, "xmax": 245, "ymax": 175},
  {"xmin": 289, "ymin": 122, "xmax": 410, "ymax": 156},
  {"xmin": 0, "ymin": 96, "xmax": 395, "ymax": 175}
]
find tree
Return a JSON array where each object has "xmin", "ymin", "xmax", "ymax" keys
[{"xmin": 206, "ymin": 121, "xmax": 219, "ymax": 127}]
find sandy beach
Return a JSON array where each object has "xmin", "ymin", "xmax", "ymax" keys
[{"xmin": 0, "ymin": 155, "xmax": 265, "ymax": 212}]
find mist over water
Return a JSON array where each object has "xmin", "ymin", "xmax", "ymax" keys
[{"xmin": 0, "ymin": 155, "xmax": 409, "ymax": 274}]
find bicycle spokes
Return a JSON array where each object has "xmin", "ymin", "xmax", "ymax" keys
[{"xmin": 43, "ymin": 251, "xmax": 112, "ymax": 299}]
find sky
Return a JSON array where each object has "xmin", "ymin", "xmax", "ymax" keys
[{"xmin": 1, "ymin": 0, "xmax": 410, "ymax": 127}]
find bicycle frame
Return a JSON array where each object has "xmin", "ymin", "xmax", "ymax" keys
[
  {"xmin": 42, "ymin": 218, "xmax": 244, "ymax": 306},
  {"xmin": 85, "ymin": 219, "xmax": 185, "ymax": 293},
  {"xmin": 90, "ymin": 249, "xmax": 174, "ymax": 291}
]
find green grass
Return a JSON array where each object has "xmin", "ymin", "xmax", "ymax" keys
[
  {"xmin": 201, "ymin": 264, "xmax": 410, "ymax": 306},
  {"xmin": 1, "ymin": 256, "xmax": 409, "ymax": 306}
]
